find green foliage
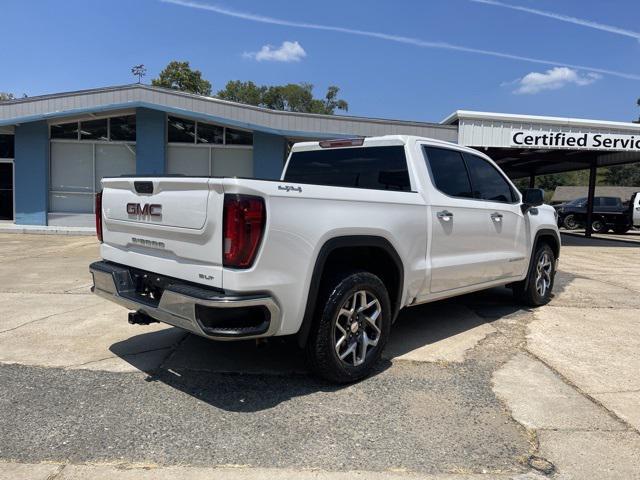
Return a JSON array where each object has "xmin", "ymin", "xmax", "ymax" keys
[
  {"xmin": 603, "ymin": 163, "xmax": 640, "ymax": 186},
  {"xmin": 515, "ymin": 164, "xmax": 640, "ymax": 201},
  {"xmin": 217, "ymin": 81, "xmax": 348, "ymax": 114},
  {"xmin": 151, "ymin": 61, "xmax": 212, "ymax": 96},
  {"xmin": 0, "ymin": 92, "xmax": 15, "ymax": 101}
]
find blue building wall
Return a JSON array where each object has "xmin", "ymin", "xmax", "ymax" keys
[
  {"xmin": 136, "ymin": 108, "xmax": 166, "ymax": 174},
  {"xmin": 253, "ymin": 131, "xmax": 287, "ymax": 179},
  {"xmin": 14, "ymin": 121, "xmax": 48, "ymax": 225}
]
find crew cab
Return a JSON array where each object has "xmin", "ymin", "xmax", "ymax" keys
[
  {"xmin": 90, "ymin": 135, "xmax": 560, "ymax": 382},
  {"xmin": 555, "ymin": 195, "xmax": 640, "ymax": 234}
]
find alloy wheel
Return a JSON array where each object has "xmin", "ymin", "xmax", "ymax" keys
[
  {"xmin": 535, "ymin": 252, "xmax": 553, "ymax": 298},
  {"xmin": 333, "ymin": 290, "xmax": 382, "ymax": 367}
]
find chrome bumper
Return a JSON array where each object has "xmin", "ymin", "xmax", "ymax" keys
[{"xmin": 90, "ymin": 261, "xmax": 281, "ymax": 340}]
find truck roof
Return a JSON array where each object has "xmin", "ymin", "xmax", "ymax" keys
[{"xmin": 291, "ymin": 135, "xmax": 459, "ymax": 153}]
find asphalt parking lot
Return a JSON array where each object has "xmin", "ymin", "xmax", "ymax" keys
[{"xmin": 0, "ymin": 233, "xmax": 639, "ymax": 479}]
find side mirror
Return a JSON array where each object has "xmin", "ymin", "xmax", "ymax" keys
[{"xmin": 521, "ymin": 188, "xmax": 544, "ymax": 212}]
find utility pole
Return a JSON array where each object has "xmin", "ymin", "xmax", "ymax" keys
[{"xmin": 131, "ymin": 65, "xmax": 147, "ymax": 84}]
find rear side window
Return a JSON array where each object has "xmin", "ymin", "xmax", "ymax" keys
[
  {"xmin": 598, "ymin": 197, "xmax": 619, "ymax": 207},
  {"xmin": 284, "ymin": 146, "xmax": 411, "ymax": 191},
  {"xmin": 423, "ymin": 147, "xmax": 473, "ymax": 198},
  {"xmin": 463, "ymin": 153, "xmax": 516, "ymax": 203}
]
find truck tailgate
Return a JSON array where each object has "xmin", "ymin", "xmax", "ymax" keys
[{"xmin": 100, "ymin": 177, "xmax": 224, "ymax": 288}]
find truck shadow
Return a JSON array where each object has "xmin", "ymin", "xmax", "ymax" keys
[{"xmin": 109, "ymin": 286, "xmax": 540, "ymax": 412}]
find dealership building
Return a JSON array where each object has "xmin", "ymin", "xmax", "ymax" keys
[{"xmin": 0, "ymin": 83, "xmax": 639, "ymax": 230}]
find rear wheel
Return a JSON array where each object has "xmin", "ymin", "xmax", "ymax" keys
[
  {"xmin": 513, "ymin": 243, "xmax": 556, "ymax": 307},
  {"xmin": 305, "ymin": 271, "xmax": 391, "ymax": 383},
  {"xmin": 590, "ymin": 217, "xmax": 608, "ymax": 234}
]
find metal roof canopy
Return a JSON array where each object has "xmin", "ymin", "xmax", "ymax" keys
[
  {"xmin": 443, "ymin": 110, "xmax": 640, "ymax": 178},
  {"xmin": 0, "ymin": 84, "xmax": 457, "ymax": 142},
  {"xmin": 443, "ymin": 111, "xmax": 640, "ymax": 238}
]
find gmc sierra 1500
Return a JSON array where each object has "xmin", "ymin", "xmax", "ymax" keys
[{"xmin": 90, "ymin": 135, "xmax": 560, "ymax": 382}]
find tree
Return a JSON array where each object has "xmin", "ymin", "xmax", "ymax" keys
[
  {"xmin": 217, "ymin": 80, "xmax": 266, "ymax": 106},
  {"xmin": 152, "ymin": 61, "xmax": 212, "ymax": 96},
  {"xmin": 0, "ymin": 92, "xmax": 15, "ymax": 102},
  {"xmin": 603, "ymin": 163, "xmax": 640, "ymax": 186},
  {"xmin": 216, "ymin": 81, "xmax": 348, "ymax": 114}
]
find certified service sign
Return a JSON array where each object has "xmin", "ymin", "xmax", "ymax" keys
[{"xmin": 511, "ymin": 130, "xmax": 640, "ymax": 152}]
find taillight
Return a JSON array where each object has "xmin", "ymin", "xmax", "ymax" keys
[
  {"xmin": 223, "ymin": 194, "xmax": 266, "ymax": 269},
  {"xmin": 95, "ymin": 191, "xmax": 103, "ymax": 242}
]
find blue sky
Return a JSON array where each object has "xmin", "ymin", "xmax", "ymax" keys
[{"xmin": 2, "ymin": 0, "xmax": 639, "ymax": 123}]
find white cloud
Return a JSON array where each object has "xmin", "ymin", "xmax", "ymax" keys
[
  {"xmin": 160, "ymin": 0, "xmax": 640, "ymax": 81},
  {"xmin": 509, "ymin": 67, "xmax": 602, "ymax": 94},
  {"xmin": 244, "ymin": 41, "xmax": 306, "ymax": 62}
]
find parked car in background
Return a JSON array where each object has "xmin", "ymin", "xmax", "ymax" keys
[{"xmin": 554, "ymin": 195, "xmax": 639, "ymax": 234}]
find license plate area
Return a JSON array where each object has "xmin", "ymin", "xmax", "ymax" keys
[{"xmin": 128, "ymin": 268, "xmax": 171, "ymax": 307}]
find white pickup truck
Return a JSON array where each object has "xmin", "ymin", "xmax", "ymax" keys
[{"xmin": 91, "ymin": 135, "xmax": 560, "ymax": 382}]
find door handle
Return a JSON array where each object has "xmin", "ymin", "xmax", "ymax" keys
[
  {"xmin": 490, "ymin": 212, "xmax": 504, "ymax": 222},
  {"xmin": 437, "ymin": 210, "xmax": 454, "ymax": 221}
]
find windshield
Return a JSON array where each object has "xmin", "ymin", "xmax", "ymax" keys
[{"xmin": 566, "ymin": 197, "xmax": 586, "ymax": 206}]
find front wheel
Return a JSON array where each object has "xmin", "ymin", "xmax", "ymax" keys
[
  {"xmin": 562, "ymin": 214, "xmax": 579, "ymax": 230},
  {"xmin": 305, "ymin": 271, "xmax": 391, "ymax": 383},
  {"xmin": 513, "ymin": 243, "xmax": 556, "ymax": 307}
]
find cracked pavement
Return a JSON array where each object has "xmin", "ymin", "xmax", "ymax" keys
[{"xmin": 0, "ymin": 233, "xmax": 639, "ymax": 479}]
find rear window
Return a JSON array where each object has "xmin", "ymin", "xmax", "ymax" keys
[{"xmin": 284, "ymin": 146, "xmax": 411, "ymax": 191}]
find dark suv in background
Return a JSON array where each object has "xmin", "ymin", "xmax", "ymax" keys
[{"xmin": 554, "ymin": 196, "xmax": 631, "ymax": 233}]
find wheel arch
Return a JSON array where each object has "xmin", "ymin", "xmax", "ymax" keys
[
  {"xmin": 296, "ymin": 235, "xmax": 404, "ymax": 348},
  {"xmin": 522, "ymin": 228, "xmax": 560, "ymax": 291}
]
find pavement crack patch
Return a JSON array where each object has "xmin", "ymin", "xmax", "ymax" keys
[
  {"xmin": 523, "ymin": 349, "xmax": 637, "ymax": 434},
  {"xmin": 46, "ymin": 463, "xmax": 67, "ymax": 480},
  {"xmin": 152, "ymin": 332, "xmax": 190, "ymax": 376},
  {"xmin": 0, "ymin": 305, "xmax": 95, "ymax": 335},
  {"xmin": 65, "ymin": 346, "xmax": 173, "ymax": 369}
]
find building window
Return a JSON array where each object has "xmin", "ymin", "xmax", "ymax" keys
[
  {"xmin": 167, "ymin": 115, "xmax": 253, "ymax": 146},
  {"xmin": 80, "ymin": 119, "xmax": 108, "ymax": 141},
  {"xmin": 196, "ymin": 122, "xmax": 223, "ymax": 144},
  {"xmin": 50, "ymin": 115, "xmax": 136, "ymax": 142},
  {"xmin": 168, "ymin": 116, "xmax": 196, "ymax": 143},
  {"xmin": 226, "ymin": 127, "xmax": 253, "ymax": 145},
  {"xmin": 51, "ymin": 122, "xmax": 79, "ymax": 140},
  {"xmin": 109, "ymin": 115, "xmax": 136, "ymax": 141},
  {"xmin": 0, "ymin": 134, "xmax": 14, "ymax": 158}
]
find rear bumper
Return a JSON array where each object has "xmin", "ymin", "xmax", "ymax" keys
[{"xmin": 90, "ymin": 261, "xmax": 281, "ymax": 340}]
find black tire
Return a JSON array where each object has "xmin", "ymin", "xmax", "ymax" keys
[
  {"xmin": 513, "ymin": 243, "xmax": 556, "ymax": 307},
  {"xmin": 562, "ymin": 214, "xmax": 579, "ymax": 230},
  {"xmin": 305, "ymin": 270, "xmax": 391, "ymax": 383},
  {"xmin": 590, "ymin": 217, "xmax": 608, "ymax": 234}
]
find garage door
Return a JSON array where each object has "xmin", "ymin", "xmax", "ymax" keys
[
  {"xmin": 49, "ymin": 116, "xmax": 136, "ymax": 214},
  {"xmin": 167, "ymin": 145, "xmax": 253, "ymax": 177}
]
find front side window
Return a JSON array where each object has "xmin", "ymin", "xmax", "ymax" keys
[
  {"xmin": 285, "ymin": 146, "xmax": 410, "ymax": 191},
  {"xmin": 463, "ymin": 153, "xmax": 516, "ymax": 203},
  {"xmin": 423, "ymin": 146, "xmax": 473, "ymax": 198}
]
